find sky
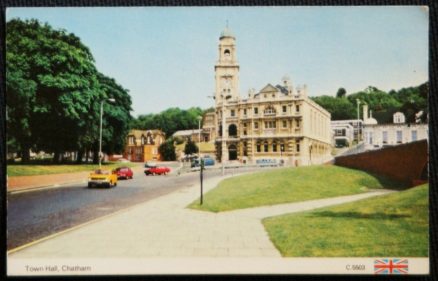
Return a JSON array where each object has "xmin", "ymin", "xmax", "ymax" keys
[{"xmin": 6, "ymin": 6, "xmax": 429, "ymax": 116}]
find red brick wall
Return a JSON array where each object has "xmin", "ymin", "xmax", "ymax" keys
[{"xmin": 335, "ymin": 140, "xmax": 428, "ymax": 185}]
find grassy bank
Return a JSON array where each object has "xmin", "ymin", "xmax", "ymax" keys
[
  {"xmin": 188, "ymin": 165, "xmax": 405, "ymax": 212},
  {"xmin": 7, "ymin": 162, "xmax": 138, "ymax": 177},
  {"xmin": 263, "ymin": 184, "xmax": 428, "ymax": 257}
]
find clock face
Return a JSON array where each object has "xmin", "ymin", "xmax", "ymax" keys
[{"xmin": 221, "ymin": 77, "xmax": 231, "ymax": 88}]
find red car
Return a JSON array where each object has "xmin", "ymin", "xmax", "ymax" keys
[
  {"xmin": 115, "ymin": 167, "xmax": 133, "ymax": 179},
  {"xmin": 144, "ymin": 166, "xmax": 170, "ymax": 176}
]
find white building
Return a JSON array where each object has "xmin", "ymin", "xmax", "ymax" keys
[
  {"xmin": 331, "ymin": 122, "xmax": 355, "ymax": 147},
  {"xmin": 363, "ymin": 106, "xmax": 428, "ymax": 150}
]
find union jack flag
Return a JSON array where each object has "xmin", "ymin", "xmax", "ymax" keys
[{"xmin": 374, "ymin": 259, "xmax": 409, "ymax": 274}]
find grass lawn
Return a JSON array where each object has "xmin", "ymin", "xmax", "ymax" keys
[
  {"xmin": 7, "ymin": 162, "xmax": 138, "ymax": 177},
  {"xmin": 262, "ymin": 184, "xmax": 429, "ymax": 257},
  {"xmin": 188, "ymin": 165, "xmax": 405, "ymax": 212}
]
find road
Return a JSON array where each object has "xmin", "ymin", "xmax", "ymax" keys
[{"xmin": 7, "ymin": 165, "xmax": 264, "ymax": 250}]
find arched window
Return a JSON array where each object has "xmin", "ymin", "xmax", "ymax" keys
[
  {"xmin": 141, "ymin": 135, "xmax": 146, "ymax": 145},
  {"xmin": 228, "ymin": 124, "xmax": 237, "ymax": 137},
  {"xmin": 272, "ymin": 141, "xmax": 277, "ymax": 152},
  {"xmin": 256, "ymin": 142, "xmax": 261, "ymax": 152},
  {"xmin": 264, "ymin": 142, "xmax": 269, "ymax": 152}
]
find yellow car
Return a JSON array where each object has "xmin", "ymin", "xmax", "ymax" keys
[{"xmin": 88, "ymin": 169, "xmax": 118, "ymax": 188}]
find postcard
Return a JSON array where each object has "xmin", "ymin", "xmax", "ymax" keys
[{"xmin": 5, "ymin": 6, "xmax": 429, "ymax": 275}]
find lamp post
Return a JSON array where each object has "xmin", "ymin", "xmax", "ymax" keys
[
  {"xmin": 197, "ymin": 115, "xmax": 202, "ymax": 159},
  {"xmin": 356, "ymin": 98, "xmax": 361, "ymax": 143},
  {"xmin": 99, "ymin": 98, "xmax": 116, "ymax": 168}
]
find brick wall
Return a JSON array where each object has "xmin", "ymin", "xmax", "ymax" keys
[{"xmin": 335, "ymin": 140, "xmax": 428, "ymax": 185}]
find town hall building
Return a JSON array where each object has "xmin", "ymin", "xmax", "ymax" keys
[{"xmin": 209, "ymin": 27, "xmax": 332, "ymax": 166}]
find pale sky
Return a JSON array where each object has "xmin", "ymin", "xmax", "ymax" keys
[{"xmin": 7, "ymin": 6, "xmax": 429, "ymax": 116}]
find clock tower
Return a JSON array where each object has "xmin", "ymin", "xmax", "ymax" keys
[{"xmin": 214, "ymin": 26, "xmax": 240, "ymax": 105}]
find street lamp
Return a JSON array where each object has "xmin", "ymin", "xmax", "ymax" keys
[
  {"xmin": 197, "ymin": 115, "xmax": 202, "ymax": 158},
  {"xmin": 356, "ymin": 98, "xmax": 361, "ymax": 143},
  {"xmin": 99, "ymin": 98, "xmax": 116, "ymax": 168}
]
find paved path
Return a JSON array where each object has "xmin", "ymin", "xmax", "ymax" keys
[{"xmin": 8, "ymin": 176, "xmax": 394, "ymax": 258}]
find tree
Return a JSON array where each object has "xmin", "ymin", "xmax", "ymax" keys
[
  {"xmin": 184, "ymin": 138, "xmax": 198, "ymax": 155},
  {"xmin": 336, "ymin": 88, "xmax": 347, "ymax": 98},
  {"xmin": 311, "ymin": 95, "xmax": 356, "ymax": 120},
  {"xmin": 7, "ymin": 19, "xmax": 133, "ymax": 163},
  {"xmin": 7, "ymin": 19, "xmax": 101, "ymax": 163},
  {"xmin": 131, "ymin": 107, "xmax": 204, "ymax": 137},
  {"xmin": 97, "ymin": 73, "xmax": 132, "ymax": 161},
  {"xmin": 158, "ymin": 138, "xmax": 176, "ymax": 161}
]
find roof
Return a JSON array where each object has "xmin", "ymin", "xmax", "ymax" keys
[
  {"xmin": 173, "ymin": 129, "xmax": 202, "ymax": 137},
  {"xmin": 128, "ymin": 129, "xmax": 165, "ymax": 139},
  {"xmin": 220, "ymin": 27, "xmax": 235, "ymax": 39}
]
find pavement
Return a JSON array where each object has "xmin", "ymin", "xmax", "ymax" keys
[{"xmin": 8, "ymin": 174, "xmax": 395, "ymax": 258}]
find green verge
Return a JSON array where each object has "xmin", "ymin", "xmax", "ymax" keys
[
  {"xmin": 263, "ymin": 184, "xmax": 428, "ymax": 257},
  {"xmin": 188, "ymin": 165, "xmax": 405, "ymax": 212},
  {"xmin": 7, "ymin": 162, "xmax": 138, "ymax": 177}
]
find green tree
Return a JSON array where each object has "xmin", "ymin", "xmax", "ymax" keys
[
  {"xmin": 131, "ymin": 107, "xmax": 203, "ymax": 137},
  {"xmin": 97, "ymin": 73, "xmax": 133, "ymax": 162},
  {"xmin": 158, "ymin": 138, "xmax": 176, "ymax": 161},
  {"xmin": 7, "ymin": 19, "xmax": 102, "ymax": 163},
  {"xmin": 336, "ymin": 88, "xmax": 347, "ymax": 98},
  {"xmin": 311, "ymin": 95, "xmax": 356, "ymax": 120},
  {"xmin": 184, "ymin": 138, "xmax": 199, "ymax": 155}
]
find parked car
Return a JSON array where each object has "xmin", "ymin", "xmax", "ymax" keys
[
  {"xmin": 144, "ymin": 166, "xmax": 171, "ymax": 176},
  {"xmin": 191, "ymin": 157, "xmax": 215, "ymax": 168},
  {"xmin": 114, "ymin": 166, "xmax": 133, "ymax": 179},
  {"xmin": 88, "ymin": 169, "xmax": 118, "ymax": 188}
]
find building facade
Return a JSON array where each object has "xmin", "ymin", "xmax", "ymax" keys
[
  {"xmin": 211, "ymin": 27, "xmax": 332, "ymax": 166},
  {"xmin": 363, "ymin": 107, "xmax": 428, "ymax": 150},
  {"xmin": 124, "ymin": 129, "xmax": 165, "ymax": 162}
]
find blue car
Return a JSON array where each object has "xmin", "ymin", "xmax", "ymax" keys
[{"xmin": 191, "ymin": 157, "xmax": 215, "ymax": 168}]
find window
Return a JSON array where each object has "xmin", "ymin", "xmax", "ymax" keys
[
  {"xmin": 256, "ymin": 143, "xmax": 261, "ymax": 152},
  {"xmin": 128, "ymin": 136, "xmax": 135, "ymax": 145},
  {"xmin": 243, "ymin": 109, "xmax": 247, "ymax": 115},
  {"xmin": 243, "ymin": 130, "xmax": 247, "ymax": 135},
  {"xmin": 254, "ymin": 122, "xmax": 259, "ymax": 129},
  {"xmin": 296, "ymin": 143, "xmax": 300, "ymax": 152},
  {"xmin": 412, "ymin": 130, "xmax": 417, "ymax": 141},
  {"xmin": 141, "ymin": 136, "xmax": 146, "ymax": 145},
  {"xmin": 396, "ymin": 131, "xmax": 402, "ymax": 143},
  {"xmin": 282, "ymin": 120, "xmax": 287, "ymax": 128},
  {"xmin": 272, "ymin": 93, "xmax": 275, "ymax": 98},
  {"xmin": 296, "ymin": 105, "xmax": 300, "ymax": 112},
  {"xmin": 272, "ymin": 142, "xmax": 277, "ymax": 152},
  {"xmin": 296, "ymin": 120, "xmax": 301, "ymax": 128},
  {"xmin": 243, "ymin": 123, "xmax": 247, "ymax": 128},
  {"xmin": 264, "ymin": 142, "xmax": 269, "ymax": 152},
  {"xmin": 243, "ymin": 142, "xmax": 248, "ymax": 156},
  {"xmin": 382, "ymin": 131, "xmax": 388, "ymax": 144},
  {"xmin": 254, "ymin": 107, "xmax": 258, "ymax": 114},
  {"xmin": 280, "ymin": 143, "xmax": 285, "ymax": 152},
  {"xmin": 282, "ymin": 105, "xmax": 287, "ymax": 113},
  {"xmin": 264, "ymin": 121, "xmax": 276, "ymax": 128},
  {"xmin": 230, "ymin": 109, "xmax": 235, "ymax": 117},
  {"xmin": 264, "ymin": 106, "xmax": 275, "ymax": 115}
]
